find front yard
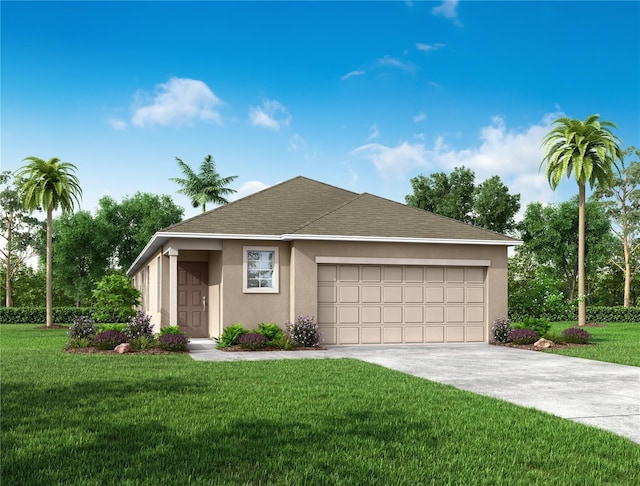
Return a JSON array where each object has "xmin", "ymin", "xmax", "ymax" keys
[{"xmin": 1, "ymin": 324, "xmax": 639, "ymax": 485}]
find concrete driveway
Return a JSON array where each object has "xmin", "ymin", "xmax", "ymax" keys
[{"xmin": 188, "ymin": 340, "xmax": 640, "ymax": 445}]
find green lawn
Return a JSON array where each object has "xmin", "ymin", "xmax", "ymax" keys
[
  {"xmin": 546, "ymin": 322, "xmax": 640, "ymax": 366},
  {"xmin": 1, "ymin": 325, "xmax": 639, "ymax": 485}
]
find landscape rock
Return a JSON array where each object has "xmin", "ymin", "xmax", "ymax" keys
[
  {"xmin": 114, "ymin": 343, "xmax": 132, "ymax": 354},
  {"xmin": 534, "ymin": 338, "xmax": 554, "ymax": 349}
]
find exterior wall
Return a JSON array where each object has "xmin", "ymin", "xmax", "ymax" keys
[
  {"xmin": 132, "ymin": 249, "xmax": 163, "ymax": 333},
  {"xmin": 219, "ymin": 239, "xmax": 292, "ymax": 330},
  {"xmin": 208, "ymin": 251, "xmax": 222, "ymax": 338},
  {"xmin": 290, "ymin": 240, "xmax": 509, "ymax": 342}
]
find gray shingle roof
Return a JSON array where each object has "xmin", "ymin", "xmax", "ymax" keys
[{"xmin": 163, "ymin": 175, "xmax": 516, "ymax": 242}]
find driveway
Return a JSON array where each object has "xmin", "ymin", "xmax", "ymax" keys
[{"xmin": 188, "ymin": 340, "xmax": 640, "ymax": 445}]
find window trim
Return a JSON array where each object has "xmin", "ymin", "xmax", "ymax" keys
[{"xmin": 243, "ymin": 246, "xmax": 279, "ymax": 293}]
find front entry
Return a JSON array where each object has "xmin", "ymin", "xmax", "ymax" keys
[{"xmin": 177, "ymin": 261, "xmax": 209, "ymax": 338}]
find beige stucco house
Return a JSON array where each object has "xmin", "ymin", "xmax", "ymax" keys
[{"xmin": 127, "ymin": 176, "xmax": 520, "ymax": 344}]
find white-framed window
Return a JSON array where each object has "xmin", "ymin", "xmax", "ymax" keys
[{"xmin": 243, "ymin": 246, "xmax": 279, "ymax": 293}]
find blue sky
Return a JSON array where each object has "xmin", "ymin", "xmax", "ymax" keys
[{"xmin": 2, "ymin": 1, "xmax": 639, "ymax": 221}]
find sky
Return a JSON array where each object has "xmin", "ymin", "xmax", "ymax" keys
[{"xmin": 2, "ymin": 0, "xmax": 639, "ymax": 222}]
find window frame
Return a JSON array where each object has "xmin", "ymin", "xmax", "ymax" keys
[{"xmin": 243, "ymin": 246, "xmax": 280, "ymax": 293}]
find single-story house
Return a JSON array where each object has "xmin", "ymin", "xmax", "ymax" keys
[{"xmin": 127, "ymin": 176, "xmax": 521, "ymax": 344}]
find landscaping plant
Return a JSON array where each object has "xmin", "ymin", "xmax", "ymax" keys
[
  {"xmin": 286, "ymin": 315, "xmax": 321, "ymax": 347},
  {"xmin": 255, "ymin": 322, "xmax": 284, "ymax": 342},
  {"xmin": 92, "ymin": 330, "xmax": 127, "ymax": 350},
  {"xmin": 237, "ymin": 332, "xmax": 269, "ymax": 350},
  {"xmin": 508, "ymin": 328, "xmax": 540, "ymax": 345},
  {"xmin": 158, "ymin": 333, "xmax": 189, "ymax": 352},
  {"xmin": 562, "ymin": 327, "xmax": 593, "ymax": 344},
  {"xmin": 125, "ymin": 311, "xmax": 155, "ymax": 340},
  {"xmin": 214, "ymin": 323, "xmax": 247, "ymax": 348},
  {"xmin": 158, "ymin": 326, "xmax": 185, "ymax": 336},
  {"xmin": 514, "ymin": 317, "xmax": 551, "ymax": 337},
  {"xmin": 490, "ymin": 317, "xmax": 513, "ymax": 343}
]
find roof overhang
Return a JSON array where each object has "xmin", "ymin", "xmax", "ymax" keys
[{"xmin": 127, "ymin": 231, "xmax": 522, "ymax": 276}]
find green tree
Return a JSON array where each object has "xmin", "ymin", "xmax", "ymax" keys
[
  {"xmin": 50, "ymin": 211, "xmax": 112, "ymax": 307},
  {"xmin": 406, "ymin": 166, "xmax": 520, "ymax": 233},
  {"xmin": 406, "ymin": 166, "xmax": 477, "ymax": 224},
  {"xmin": 15, "ymin": 157, "xmax": 82, "ymax": 327},
  {"xmin": 0, "ymin": 262, "xmax": 46, "ymax": 307},
  {"xmin": 593, "ymin": 146, "xmax": 640, "ymax": 307},
  {"xmin": 473, "ymin": 176, "xmax": 521, "ymax": 234},
  {"xmin": 96, "ymin": 192, "xmax": 184, "ymax": 271},
  {"xmin": 92, "ymin": 272, "xmax": 141, "ymax": 323},
  {"xmin": 171, "ymin": 155, "xmax": 238, "ymax": 213},
  {"xmin": 518, "ymin": 197, "xmax": 615, "ymax": 303},
  {"xmin": 540, "ymin": 114, "xmax": 622, "ymax": 326},
  {"xmin": 0, "ymin": 171, "xmax": 43, "ymax": 307}
]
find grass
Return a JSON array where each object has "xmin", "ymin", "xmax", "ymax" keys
[
  {"xmin": 1, "ymin": 325, "xmax": 639, "ymax": 485},
  {"xmin": 545, "ymin": 322, "xmax": 640, "ymax": 367}
]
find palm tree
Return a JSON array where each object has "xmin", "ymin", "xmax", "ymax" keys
[
  {"xmin": 171, "ymin": 155, "xmax": 238, "ymax": 213},
  {"xmin": 540, "ymin": 114, "xmax": 622, "ymax": 326},
  {"xmin": 15, "ymin": 157, "xmax": 82, "ymax": 328}
]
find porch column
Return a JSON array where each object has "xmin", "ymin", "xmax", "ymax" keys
[{"xmin": 167, "ymin": 248, "xmax": 179, "ymax": 327}]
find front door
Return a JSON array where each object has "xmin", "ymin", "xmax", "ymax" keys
[{"xmin": 177, "ymin": 261, "xmax": 209, "ymax": 338}]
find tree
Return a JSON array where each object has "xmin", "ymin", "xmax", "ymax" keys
[
  {"xmin": 406, "ymin": 166, "xmax": 520, "ymax": 233},
  {"xmin": 0, "ymin": 171, "xmax": 43, "ymax": 307},
  {"xmin": 406, "ymin": 166, "xmax": 477, "ymax": 224},
  {"xmin": 593, "ymin": 146, "xmax": 640, "ymax": 307},
  {"xmin": 540, "ymin": 114, "xmax": 622, "ymax": 326},
  {"xmin": 50, "ymin": 211, "xmax": 112, "ymax": 307},
  {"xmin": 518, "ymin": 198, "xmax": 615, "ymax": 303},
  {"xmin": 474, "ymin": 176, "xmax": 521, "ymax": 234},
  {"xmin": 15, "ymin": 157, "xmax": 82, "ymax": 327},
  {"xmin": 92, "ymin": 272, "xmax": 141, "ymax": 323},
  {"xmin": 170, "ymin": 155, "xmax": 238, "ymax": 213},
  {"xmin": 96, "ymin": 192, "xmax": 184, "ymax": 271}
]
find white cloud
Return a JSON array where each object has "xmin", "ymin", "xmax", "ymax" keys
[
  {"xmin": 232, "ymin": 181, "xmax": 269, "ymax": 201},
  {"xmin": 341, "ymin": 70, "xmax": 366, "ymax": 81},
  {"xmin": 108, "ymin": 118, "xmax": 127, "ymax": 130},
  {"xmin": 132, "ymin": 77, "xmax": 222, "ymax": 127},
  {"xmin": 289, "ymin": 133, "xmax": 307, "ymax": 152},
  {"xmin": 249, "ymin": 99, "xmax": 291, "ymax": 131},
  {"xmin": 368, "ymin": 124, "xmax": 380, "ymax": 141},
  {"xmin": 416, "ymin": 42, "xmax": 445, "ymax": 52},
  {"xmin": 432, "ymin": 0, "xmax": 462, "ymax": 26},
  {"xmin": 413, "ymin": 112, "xmax": 427, "ymax": 123},
  {"xmin": 376, "ymin": 55, "xmax": 414, "ymax": 72},
  {"xmin": 350, "ymin": 141, "xmax": 429, "ymax": 180}
]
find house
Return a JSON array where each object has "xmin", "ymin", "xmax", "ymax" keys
[{"xmin": 127, "ymin": 176, "xmax": 521, "ymax": 344}]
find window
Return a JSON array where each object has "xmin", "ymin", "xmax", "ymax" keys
[{"xmin": 243, "ymin": 247, "xmax": 279, "ymax": 293}]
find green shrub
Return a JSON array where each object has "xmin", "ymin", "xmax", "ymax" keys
[
  {"xmin": 215, "ymin": 323, "xmax": 248, "ymax": 348},
  {"xmin": 130, "ymin": 336, "xmax": 157, "ymax": 350},
  {"xmin": 159, "ymin": 326, "xmax": 185, "ymax": 336},
  {"xmin": 65, "ymin": 337, "xmax": 92, "ymax": 349},
  {"xmin": 256, "ymin": 323, "xmax": 284, "ymax": 342},
  {"xmin": 514, "ymin": 317, "xmax": 551, "ymax": 337},
  {"xmin": 542, "ymin": 330, "xmax": 563, "ymax": 343},
  {"xmin": 269, "ymin": 334, "xmax": 293, "ymax": 350},
  {"xmin": 92, "ymin": 273, "xmax": 141, "ymax": 323},
  {"xmin": 98, "ymin": 323, "xmax": 127, "ymax": 333},
  {"xmin": 0, "ymin": 307, "xmax": 94, "ymax": 324}
]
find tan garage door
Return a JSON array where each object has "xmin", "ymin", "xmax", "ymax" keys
[{"xmin": 318, "ymin": 264, "xmax": 486, "ymax": 344}]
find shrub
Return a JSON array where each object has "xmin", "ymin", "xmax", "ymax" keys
[
  {"xmin": 130, "ymin": 336, "xmax": 157, "ymax": 350},
  {"xmin": 67, "ymin": 316, "xmax": 96, "ymax": 340},
  {"xmin": 238, "ymin": 332, "xmax": 269, "ymax": 350},
  {"xmin": 93, "ymin": 330, "xmax": 128, "ymax": 350},
  {"xmin": 92, "ymin": 273, "xmax": 141, "ymax": 323},
  {"xmin": 269, "ymin": 334, "xmax": 293, "ymax": 350},
  {"xmin": 256, "ymin": 323, "xmax": 284, "ymax": 342},
  {"xmin": 562, "ymin": 327, "xmax": 592, "ymax": 344},
  {"xmin": 65, "ymin": 337, "xmax": 92, "ymax": 349},
  {"xmin": 514, "ymin": 317, "xmax": 551, "ymax": 337},
  {"xmin": 542, "ymin": 330, "xmax": 562, "ymax": 343},
  {"xmin": 98, "ymin": 323, "xmax": 127, "ymax": 333},
  {"xmin": 508, "ymin": 328, "xmax": 539, "ymax": 345},
  {"xmin": 215, "ymin": 323, "xmax": 248, "ymax": 348},
  {"xmin": 125, "ymin": 311, "xmax": 155, "ymax": 340},
  {"xmin": 286, "ymin": 315, "xmax": 321, "ymax": 347},
  {"xmin": 159, "ymin": 326, "xmax": 185, "ymax": 336},
  {"xmin": 490, "ymin": 317, "xmax": 513, "ymax": 343},
  {"xmin": 158, "ymin": 333, "xmax": 189, "ymax": 352}
]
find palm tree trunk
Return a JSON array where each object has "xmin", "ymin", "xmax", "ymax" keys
[
  {"xmin": 46, "ymin": 206, "xmax": 53, "ymax": 328},
  {"xmin": 578, "ymin": 183, "xmax": 586, "ymax": 326}
]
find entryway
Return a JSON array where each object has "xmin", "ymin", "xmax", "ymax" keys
[{"xmin": 177, "ymin": 261, "xmax": 209, "ymax": 338}]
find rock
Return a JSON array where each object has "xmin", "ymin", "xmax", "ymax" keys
[
  {"xmin": 534, "ymin": 338, "xmax": 554, "ymax": 349},
  {"xmin": 114, "ymin": 343, "xmax": 132, "ymax": 354}
]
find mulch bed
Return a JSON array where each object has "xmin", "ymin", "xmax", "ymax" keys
[
  {"xmin": 492, "ymin": 322, "xmax": 603, "ymax": 352},
  {"xmin": 63, "ymin": 347, "xmax": 187, "ymax": 355}
]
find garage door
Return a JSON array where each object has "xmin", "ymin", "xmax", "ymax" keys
[{"xmin": 318, "ymin": 264, "xmax": 486, "ymax": 344}]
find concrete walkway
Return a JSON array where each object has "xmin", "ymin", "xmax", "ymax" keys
[{"xmin": 188, "ymin": 339, "xmax": 640, "ymax": 444}]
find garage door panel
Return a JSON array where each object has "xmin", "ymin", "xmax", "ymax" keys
[
  {"xmin": 339, "ymin": 327, "xmax": 359, "ymax": 344},
  {"xmin": 319, "ymin": 264, "xmax": 487, "ymax": 344},
  {"xmin": 383, "ymin": 327, "xmax": 403, "ymax": 343},
  {"xmin": 383, "ymin": 306, "xmax": 402, "ymax": 323},
  {"xmin": 362, "ymin": 307, "xmax": 381, "ymax": 323},
  {"xmin": 426, "ymin": 326, "xmax": 445, "ymax": 343},
  {"xmin": 339, "ymin": 286, "xmax": 359, "ymax": 303},
  {"xmin": 405, "ymin": 306, "xmax": 424, "ymax": 323},
  {"xmin": 362, "ymin": 327, "xmax": 381, "ymax": 344},
  {"xmin": 405, "ymin": 326, "xmax": 424, "ymax": 343}
]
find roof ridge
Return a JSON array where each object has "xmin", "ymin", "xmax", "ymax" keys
[{"xmin": 292, "ymin": 192, "xmax": 366, "ymax": 234}]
